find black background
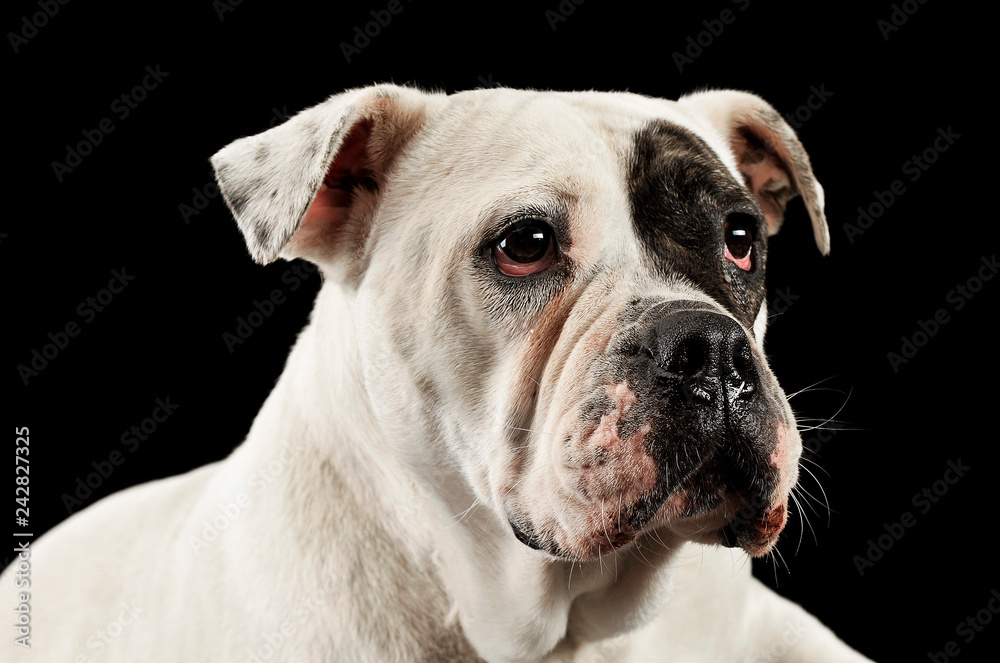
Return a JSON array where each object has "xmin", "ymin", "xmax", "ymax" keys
[{"xmin": 5, "ymin": 1, "xmax": 995, "ymax": 661}]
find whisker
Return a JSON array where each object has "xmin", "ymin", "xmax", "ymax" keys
[
  {"xmin": 798, "ymin": 455, "xmax": 831, "ymax": 477},
  {"xmin": 648, "ymin": 527, "xmax": 671, "ymax": 552},
  {"xmin": 796, "ymin": 422, "xmax": 864, "ymax": 433},
  {"xmin": 789, "ymin": 492, "xmax": 805, "ymax": 555},
  {"xmin": 796, "ymin": 386, "xmax": 854, "ymax": 431},
  {"xmin": 499, "ymin": 476, "xmax": 526, "ymax": 501},
  {"xmin": 735, "ymin": 550, "xmax": 752, "ymax": 575},
  {"xmin": 504, "ymin": 425, "xmax": 550, "ymax": 435},
  {"xmin": 793, "ymin": 486, "xmax": 828, "ymax": 522},
  {"xmin": 796, "ymin": 464, "xmax": 832, "ymax": 526},
  {"xmin": 449, "ymin": 500, "xmax": 481, "ymax": 527},
  {"xmin": 772, "ymin": 545, "xmax": 790, "ymax": 578},
  {"xmin": 600, "ymin": 498, "xmax": 609, "ymax": 576},
  {"xmin": 785, "ymin": 376, "xmax": 838, "ymax": 400},
  {"xmin": 768, "ymin": 550, "xmax": 780, "ymax": 586},
  {"xmin": 630, "ymin": 539, "xmax": 658, "ymax": 570},
  {"xmin": 790, "ymin": 489, "xmax": 819, "ymax": 550}
]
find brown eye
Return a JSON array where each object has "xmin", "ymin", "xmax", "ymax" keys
[
  {"xmin": 724, "ymin": 214, "xmax": 756, "ymax": 271},
  {"xmin": 493, "ymin": 219, "xmax": 556, "ymax": 276}
]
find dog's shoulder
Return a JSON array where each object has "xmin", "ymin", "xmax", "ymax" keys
[{"xmin": 0, "ymin": 462, "xmax": 224, "ymax": 660}]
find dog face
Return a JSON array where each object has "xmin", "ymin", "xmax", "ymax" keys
[{"xmin": 212, "ymin": 85, "xmax": 828, "ymax": 563}]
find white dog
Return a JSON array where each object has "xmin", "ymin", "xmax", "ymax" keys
[{"xmin": 2, "ymin": 85, "xmax": 873, "ymax": 662}]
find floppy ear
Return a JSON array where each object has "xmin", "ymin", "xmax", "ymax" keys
[
  {"xmin": 678, "ymin": 89, "xmax": 830, "ymax": 255},
  {"xmin": 211, "ymin": 84, "xmax": 433, "ymax": 265}
]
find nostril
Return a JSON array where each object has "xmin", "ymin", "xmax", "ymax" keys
[
  {"xmin": 669, "ymin": 336, "xmax": 709, "ymax": 378},
  {"xmin": 732, "ymin": 337, "xmax": 754, "ymax": 382},
  {"xmin": 724, "ymin": 335, "xmax": 759, "ymax": 402}
]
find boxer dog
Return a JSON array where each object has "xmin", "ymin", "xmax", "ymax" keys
[{"xmin": 1, "ymin": 85, "xmax": 873, "ymax": 662}]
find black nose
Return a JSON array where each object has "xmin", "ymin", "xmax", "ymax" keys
[{"xmin": 647, "ymin": 309, "xmax": 758, "ymax": 406}]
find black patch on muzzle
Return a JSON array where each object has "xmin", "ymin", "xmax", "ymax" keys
[{"xmin": 607, "ymin": 304, "xmax": 781, "ymax": 532}]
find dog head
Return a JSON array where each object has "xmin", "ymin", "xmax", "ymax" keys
[{"xmin": 212, "ymin": 84, "xmax": 827, "ymax": 563}]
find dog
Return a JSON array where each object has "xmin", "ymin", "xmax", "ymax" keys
[{"xmin": 2, "ymin": 85, "xmax": 874, "ymax": 662}]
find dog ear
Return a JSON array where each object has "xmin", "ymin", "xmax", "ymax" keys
[
  {"xmin": 211, "ymin": 84, "xmax": 432, "ymax": 265},
  {"xmin": 678, "ymin": 89, "xmax": 830, "ymax": 255}
]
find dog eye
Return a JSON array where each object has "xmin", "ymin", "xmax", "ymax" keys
[
  {"xmin": 723, "ymin": 214, "xmax": 756, "ymax": 271},
  {"xmin": 493, "ymin": 219, "xmax": 557, "ymax": 276}
]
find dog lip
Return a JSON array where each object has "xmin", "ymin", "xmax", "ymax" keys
[
  {"xmin": 509, "ymin": 518, "xmax": 572, "ymax": 559},
  {"xmin": 509, "ymin": 519, "xmax": 612, "ymax": 562},
  {"xmin": 720, "ymin": 500, "xmax": 788, "ymax": 557},
  {"xmin": 645, "ymin": 484, "xmax": 788, "ymax": 555},
  {"xmin": 644, "ymin": 463, "xmax": 740, "ymax": 523},
  {"xmin": 510, "ymin": 519, "xmax": 543, "ymax": 551}
]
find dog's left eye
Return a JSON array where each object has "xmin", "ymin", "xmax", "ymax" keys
[
  {"xmin": 723, "ymin": 214, "xmax": 756, "ymax": 271},
  {"xmin": 493, "ymin": 219, "xmax": 557, "ymax": 276}
]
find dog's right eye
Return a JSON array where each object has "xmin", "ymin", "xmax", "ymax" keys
[
  {"xmin": 493, "ymin": 219, "xmax": 557, "ymax": 276},
  {"xmin": 723, "ymin": 213, "xmax": 757, "ymax": 271}
]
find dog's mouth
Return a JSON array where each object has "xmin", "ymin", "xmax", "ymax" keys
[
  {"xmin": 509, "ymin": 459, "xmax": 790, "ymax": 561},
  {"xmin": 720, "ymin": 498, "xmax": 788, "ymax": 557},
  {"xmin": 650, "ymin": 480, "xmax": 790, "ymax": 558},
  {"xmin": 650, "ymin": 452, "xmax": 789, "ymax": 555}
]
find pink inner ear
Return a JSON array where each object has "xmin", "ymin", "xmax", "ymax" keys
[
  {"xmin": 731, "ymin": 132, "xmax": 792, "ymax": 233},
  {"xmin": 296, "ymin": 120, "xmax": 373, "ymax": 249}
]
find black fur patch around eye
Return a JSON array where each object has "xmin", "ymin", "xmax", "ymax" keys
[{"xmin": 626, "ymin": 120, "xmax": 767, "ymax": 328}]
